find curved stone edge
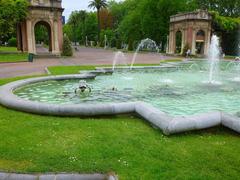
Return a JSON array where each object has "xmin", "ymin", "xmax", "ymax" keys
[
  {"xmin": 0, "ymin": 74, "xmax": 240, "ymax": 135},
  {"xmin": 0, "ymin": 172, "xmax": 118, "ymax": 180}
]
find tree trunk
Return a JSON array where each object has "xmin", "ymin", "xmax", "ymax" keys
[{"xmin": 97, "ymin": 9, "xmax": 100, "ymax": 43}]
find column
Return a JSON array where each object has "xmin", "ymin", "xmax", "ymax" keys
[
  {"xmin": 16, "ymin": 24, "xmax": 22, "ymax": 51},
  {"xmin": 52, "ymin": 20, "xmax": 60, "ymax": 55},
  {"xmin": 191, "ymin": 29, "xmax": 196, "ymax": 55},
  {"xmin": 170, "ymin": 31, "xmax": 175, "ymax": 54},
  {"xmin": 168, "ymin": 30, "xmax": 174, "ymax": 54},
  {"xmin": 21, "ymin": 22, "xmax": 28, "ymax": 52},
  {"xmin": 181, "ymin": 29, "xmax": 186, "ymax": 54},
  {"xmin": 26, "ymin": 20, "xmax": 35, "ymax": 54},
  {"xmin": 204, "ymin": 29, "xmax": 211, "ymax": 55}
]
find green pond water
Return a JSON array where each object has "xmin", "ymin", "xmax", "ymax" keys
[{"xmin": 14, "ymin": 61, "xmax": 240, "ymax": 116}]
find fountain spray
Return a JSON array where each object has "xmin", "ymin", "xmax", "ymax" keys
[
  {"xmin": 130, "ymin": 38, "xmax": 159, "ymax": 70},
  {"xmin": 208, "ymin": 35, "xmax": 220, "ymax": 84}
]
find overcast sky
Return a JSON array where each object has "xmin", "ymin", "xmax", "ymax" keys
[{"xmin": 62, "ymin": 0, "xmax": 122, "ymax": 21}]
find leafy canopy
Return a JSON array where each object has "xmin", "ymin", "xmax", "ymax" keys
[
  {"xmin": 0, "ymin": 0, "xmax": 28, "ymax": 38},
  {"xmin": 88, "ymin": 0, "xmax": 108, "ymax": 10},
  {"xmin": 196, "ymin": 0, "xmax": 240, "ymax": 17}
]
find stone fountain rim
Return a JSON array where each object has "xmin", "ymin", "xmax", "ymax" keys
[{"xmin": 0, "ymin": 71, "xmax": 240, "ymax": 135}]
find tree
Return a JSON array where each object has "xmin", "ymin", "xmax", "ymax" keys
[
  {"xmin": 117, "ymin": 0, "xmax": 196, "ymax": 50},
  {"xmin": 68, "ymin": 10, "xmax": 87, "ymax": 45},
  {"xmin": 35, "ymin": 25, "xmax": 49, "ymax": 45},
  {"xmin": 99, "ymin": 8, "xmax": 113, "ymax": 30},
  {"xmin": 63, "ymin": 11, "xmax": 98, "ymax": 45},
  {"xmin": 88, "ymin": 0, "xmax": 108, "ymax": 42},
  {"xmin": 196, "ymin": 0, "xmax": 240, "ymax": 17},
  {"xmin": 62, "ymin": 35, "xmax": 73, "ymax": 56},
  {"xmin": 0, "ymin": 0, "xmax": 28, "ymax": 40}
]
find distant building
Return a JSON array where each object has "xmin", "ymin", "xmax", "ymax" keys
[{"xmin": 167, "ymin": 10, "xmax": 212, "ymax": 56}]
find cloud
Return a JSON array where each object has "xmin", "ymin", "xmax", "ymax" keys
[{"xmin": 62, "ymin": 0, "xmax": 89, "ymax": 20}]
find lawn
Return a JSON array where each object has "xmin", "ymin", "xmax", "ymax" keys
[
  {"xmin": 0, "ymin": 46, "xmax": 28, "ymax": 63},
  {"xmin": 48, "ymin": 63, "xmax": 170, "ymax": 75},
  {"xmin": 48, "ymin": 65, "xmax": 96, "ymax": 75},
  {"xmin": 0, "ymin": 69, "xmax": 239, "ymax": 179},
  {"xmin": 0, "ymin": 46, "xmax": 18, "ymax": 52},
  {"xmin": 0, "ymin": 54, "xmax": 28, "ymax": 63}
]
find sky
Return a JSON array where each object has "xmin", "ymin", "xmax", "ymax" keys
[{"xmin": 62, "ymin": 0, "xmax": 122, "ymax": 21}]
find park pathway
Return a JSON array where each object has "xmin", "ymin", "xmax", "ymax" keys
[
  {"xmin": 0, "ymin": 172, "xmax": 117, "ymax": 180},
  {"xmin": 0, "ymin": 47, "xmax": 176, "ymax": 78}
]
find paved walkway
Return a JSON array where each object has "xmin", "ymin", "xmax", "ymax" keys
[
  {"xmin": 0, "ymin": 47, "xmax": 178, "ymax": 79},
  {"xmin": 0, "ymin": 172, "xmax": 117, "ymax": 180}
]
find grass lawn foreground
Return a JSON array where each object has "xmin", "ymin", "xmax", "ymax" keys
[
  {"xmin": 0, "ymin": 46, "xmax": 28, "ymax": 63},
  {"xmin": 0, "ymin": 68, "xmax": 240, "ymax": 179}
]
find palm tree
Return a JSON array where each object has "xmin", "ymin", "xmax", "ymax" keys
[{"xmin": 88, "ymin": 0, "xmax": 107, "ymax": 43}]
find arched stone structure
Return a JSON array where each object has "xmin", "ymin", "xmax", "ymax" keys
[
  {"xmin": 34, "ymin": 20, "xmax": 53, "ymax": 52},
  {"xmin": 167, "ymin": 10, "xmax": 212, "ymax": 56},
  {"xmin": 16, "ymin": 0, "xmax": 64, "ymax": 55},
  {"xmin": 175, "ymin": 30, "xmax": 183, "ymax": 53}
]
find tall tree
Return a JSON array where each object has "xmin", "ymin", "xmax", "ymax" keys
[
  {"xmin": 63, "ymin": 11, "xmax": 97, "ymax": 44},
  {"xmin": 0, "ymin": 0, "xmax": 28, "ymax": 39},
  {"xmin": 117, "ymin": 0, "xmax": 197, "ymax": 49},
  {"xmin": 88, "ymin": 0, "xmax": 108, "ymax": 42},
  {"xmin": 196, "ymin": 0, "xmax": 240, "ymax": 17},
  {"xmin": 68, "ymin": 11, "xmax": 82, "ymax": 45}
]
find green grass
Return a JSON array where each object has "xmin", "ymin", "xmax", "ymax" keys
[
  {"xmin": 224, "ymin": 56, "xmax": 238, "ymax": 60},
  {"xmin": 48, "ymin": 62, "xmax": 181, "ymax": 75},
  {"xmin": 0, "ymin": 54, "xmax": 28, "ymax": 63},
  {"xmin": 0, "ymin": 72, "xmax": 239, "ymax": 179},
  {"xmin": 0, "ymin": 104, "xmax": 239, "ymax": 179},
  {"xmin": 0, "ymin": 46, "xmax": 28, "ymax": 63},
  {"xmin": 0, "ymin": 75, "xmax": 45, "ymax": 86},
  {"xmin": 160, "ymin": 59, "xmax": 183, "ymax": 63},
  {"xmin": 0, "ymin": 46, "xmax": 18, "ymax": 52},
  {"xmin": 48, "ymin": 66, "xmax": 96, "ymax": 75}
]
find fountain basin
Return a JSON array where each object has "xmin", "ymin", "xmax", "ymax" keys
[{"xmin": 1, "ymin": 63, "xmax": 240, "ymax": 135}]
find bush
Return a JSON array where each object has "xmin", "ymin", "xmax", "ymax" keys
[
  {"xmin": 8, "ymin": 37, "xmax": 17, "ymax": 47},
  {"xmin": 62, "ymin": 35, "xmax": 73, "ymax": 56},
  {"xmin": 116, "ymin": 39, "xmax": 122, "ymax": 49},
  {"xmin": 128, "ymin": 39, "xmax": 134, "ymax": 51},
  {"xmin": 111, "ymin": 38, "xmax": 117, "ymax": 48}
]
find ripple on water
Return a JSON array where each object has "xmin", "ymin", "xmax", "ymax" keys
[{"xmin": 14, "ymin": 63, "xmax": 240, "ymax": 116}]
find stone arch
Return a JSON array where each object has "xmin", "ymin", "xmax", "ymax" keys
[
  {"xmin": 16, "ymin": 0, "xmax": 64, "ymax": 56},
  {"xmin": 34, "ymin": 20, "xmax": 53, "ymax": 53},
  {"xmin": 195, "ymin": 29, "xmax": 206, "ymax": 55},
  {"xmin": 175, "ymin": 30, "xmax": 183, "ymax": 54}
]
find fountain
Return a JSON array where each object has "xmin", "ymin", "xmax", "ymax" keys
[
  {"xmin": 3, "ymin": 33, "xmax": 240, "ymax": 136},
  {"xmin": 112, "ymin": 51, "xmax": 128, "ymax": 71},
  {"xmin": 207, "ymin": 35, "xmax": 221, "ymax": 85},
  {"xmin": 3, "ymin": 57, "xmax": 240, "ymax": 135},
  {"xmin": 130, "ymin": 38, "xmax": 159, "ymax": 69}
]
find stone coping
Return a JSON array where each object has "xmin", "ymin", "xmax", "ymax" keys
[
  {"xmin": 0, "ymin": 172, "xmax": 117, "ymax": 180},
  {"xmin": 0, "ymin": 72, "xmax": 240, "ymax": 135}
]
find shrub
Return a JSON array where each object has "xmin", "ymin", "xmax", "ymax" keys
[
  {"xmin": 8, "ymin": 37, "xmax": 17, "ymax": 47},
  {"xmin": 111, "ymin": 38, "xmax": 117, "ymax": 48},
  {"xmin": 116, "ymin": 39, "xmax": 122, "ymax": 49},
  {"xmin": 62, "ymin": 35, "xmax": 73, "ymax": 56},
  {"xmin": 128, "ymin": 39, "xmax": 134, "ymax": 51}
]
